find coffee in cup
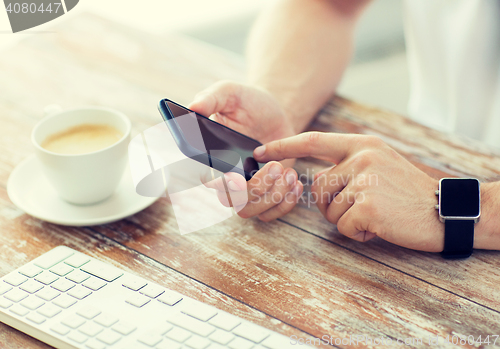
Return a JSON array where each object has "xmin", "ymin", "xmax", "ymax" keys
[
  {"xmin": 42, "ymin": 124, "xmax": 123, "ymax": 155},
  {"xmin": 32, "ymin": 107, "xmax": 131, "ymax": 205}
]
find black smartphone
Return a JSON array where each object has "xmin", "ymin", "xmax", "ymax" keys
[{"xmin": 158, "ymin": 98, "xmax": 266, "ymax": 180}]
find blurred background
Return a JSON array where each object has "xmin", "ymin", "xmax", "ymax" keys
[{"xmin": 0, "ymin": 0, "xmax": 409, "ymax": 114}]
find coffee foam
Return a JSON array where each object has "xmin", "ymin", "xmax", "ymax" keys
[{"xmin": 42, "ymin": 124, "xmax": 123, "ymax": 155}]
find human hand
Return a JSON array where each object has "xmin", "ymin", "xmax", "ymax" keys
[
  {"xmin": 188, "ymin": 81, "xmax": 296, "ymax": 145},
  {"xmin": 254, "ymin": 132, "xmax": 445, "ymax": 252},
  {"xmin": 203, "ymin": 161, "xmax": 303, "ymax": 222}
]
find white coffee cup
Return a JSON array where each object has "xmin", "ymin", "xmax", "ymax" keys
[{"xmin": 32, "ymin": 106, "xmax": 131, "ymax": 205}]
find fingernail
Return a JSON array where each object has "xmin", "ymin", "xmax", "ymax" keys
[
  {"xmin": 227, "ymin": 180, "xmax": 240, "ymax": 191},
  {"xmin": 292, "ymin": 183, "xmax": 301, "ymax": 197},
  {"xmin": 268, "ymin": 163, "xmax": 283, "ymax": 179},
  {"xmin": 285, "ymin": 171, "xmax": 296, "ymax": 186},
  {"xmin": 254, "ymin": 145, "xmax": 266, "ymax": 158}
]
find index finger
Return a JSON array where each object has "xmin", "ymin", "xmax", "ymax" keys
[{"xmin": 253, "ymin": 132, "xmax": 355, "ymax": 164}]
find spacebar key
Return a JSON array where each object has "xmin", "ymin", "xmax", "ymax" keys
[
  {"xmin": 80, "ymin": 260, "xmax": 123, "ymax": 282},
  {"xmin": 167, "ymin": 313, "xmax": 215, "ymax": 337}
]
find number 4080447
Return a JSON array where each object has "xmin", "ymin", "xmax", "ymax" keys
[{"xmin": 5, "ymin": 3, "xmax": 62, "ymax": 14}]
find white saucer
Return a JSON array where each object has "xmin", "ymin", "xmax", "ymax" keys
[{"xmin": 7, "ymin": 156, "xmax": 159, "ymax": 226}]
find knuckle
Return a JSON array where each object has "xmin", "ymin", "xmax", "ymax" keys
[
  {"xmin": 351, "ymin": 149, "xmax": 375, "ymax": 168},
  {"xmin": 363, "ymin": 135, "xmax": 384, "ymax": 148},
  {"xmin": 305, "ymin": 132, "xmax": 321, "ymax": 152}
]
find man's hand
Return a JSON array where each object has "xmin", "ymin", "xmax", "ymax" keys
[
  {"xmin": 203, "ymin": 162, "xmax": 303, "ymax": 222},
  {"xmin": 254, "ymin": 132, "xmax": 446, "ymax": 252},
  {"xmin": 189, "ymin": 81, "xmax": 296, "ymax": 145}
]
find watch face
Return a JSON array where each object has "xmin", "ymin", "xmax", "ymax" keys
[{"xmin": 440, "ymin": 178, "xmax": 480, "ymax": 217}]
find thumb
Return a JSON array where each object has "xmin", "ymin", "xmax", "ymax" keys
[{"xmin": 188, "ymin": 81, "xmax": 241, "ymax": 117}]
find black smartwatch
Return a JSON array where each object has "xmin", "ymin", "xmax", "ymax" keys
[{"xmin": 436, "ymin": 178, "xmax": 481, "ymax": 259}]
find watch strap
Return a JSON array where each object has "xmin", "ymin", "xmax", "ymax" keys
[{"xmin": 441, "ymin": 220, "xmax": 474, "ymax": 259}]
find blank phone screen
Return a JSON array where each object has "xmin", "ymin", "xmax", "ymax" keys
[{"xmin": 166, "ymin": 101, "xmax": 265, "ymax": 177}]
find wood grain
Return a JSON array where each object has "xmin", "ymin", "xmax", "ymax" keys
[{"xmin": 0, "ymin": 12, "xmax": 500, "ymax": 349}]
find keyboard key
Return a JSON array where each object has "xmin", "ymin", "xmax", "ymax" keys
[
  {"xmin": 85, "ymin": 338, "xmax": 106, "ymax": 349},
  {"xmin": 64, "ymin": 254, "xmax": 90, "ymax": 268},
  {"xmin": 20, "ymin": 296, "xmax": 45, "ymax": 310},
  {"xmin": 68, "ymin": 331, "xmax": 88, "ymax": 344},
  {"xmin": 125, "ymin": 294, "xmax": 150, "ymax": 308},
  {"xmin": 228, "ymin": 337, "xmax": 255, "ymax": 349},
  {"xmin": 19, "ymin": 265, "xmax": 43, "ymax": 278},
  {"xmin": 168, "ymin": 313, "xmax": 216, "ymax": 337},
  {"xmin": 0, "ymin": 282, "xmax": 12, "ymax": 295},
  {"xmin": 9, "ymin": 304, "xmax": 29, "ymax": 316},
  {"xmin": 81, "ymin": 260, "xmax": 123, "ymax": 282},
  {"xmin": 77, "ymin": 306, "xmax": 101, "ymax": 320},
  {"xmin": 38, "ymin": 303, "xmax": 62, "ymax": 318},
  {"xmin": 137, "ymin": 333, "xmax": 163, "ymax": 347},
  {"xmin": 185, "ymin": 335, "xmax": 211, "ymax": 349},
  {"xmin": 122, "ymin": 276, "xmax": 147, "ymax": 291},
  {"xmin": 26, "ymin": 312, "xmax": 46, "ymax": 324},
  {"xmin": 157, "ymin": 290, "xmax": 182, "ymax": 306},
  {"xmin": 51, "ymin": 278, "xmax": 75, "ymax": 292},
  {"xmin": 3, "ymin": 273, "xmax": 28, "ymax": 286},
  {"xmin": 206, "ymin": 344, "xmax": 226, "ymax": 349},
  {"xmin": 68, "ymin": 285, "xmax": 92, "ymax": 300},
  {"xmin": 156, "ymin": 338, "xmax": 182, "ymax": 349},
  {"xmin": 4, "ymin": 289, "xmax": 29, "ymax": 302},
  {"xmin": 53, "ymin": 294, "xmax": 77, "ymax": 309},
  {"xmin": 209, "ymin": 313, "xmax": 241, "ymax": 331},
  {"xmin": 82, "ymin": 277, "xmax": 106, "ymax": 291},
  {"xmin": 19, "ymin": 280, "xmax": 43, "ymax": 294},
  {"xmin": 36, "ymin": 287, "xmax": 60, "ymax": 301},
  {"xmin": 35, "ymin": 271, "xmax": 59, "ymax": 285},
  {"xmin": 166, "ymin": 327, "xmax": 191, "ymax": 343},
  {"xmin": 66, "ymin": 270, "xmax": 91, "ymax": 283},
  {"xmin": 209, "ymin": 329, "xmax": 235, "ymax": 345},
  {"xmin": 112, "ymin": 322, "xmax": 137, "ymax": 335},
  {"xmin": 50, "ymin": 263, "xmax": 74, "ymax": 276},
  {"xmin": 79, "ymin": 321, "xmax": 104, "ymax": 337},
  {"xmin": 139, "ymin": 285, "xmax": 164, "ymax": 298},
  {"xmin": 34, "ymin": 248, "xmax": 73, "ymax": 269},
  {"xmin": 51, "ymin": 323, "xmax": 70, "ymax": 335},
  {"xmin": 182, "ymin": 301, "xmax": 217, "ymax": 322},
  {"xmin": 94, "ymin": 313, "xmax": 118, "ymax": 327},
  {"xmin": 0, "ymin": 298, "xmax": 13, "ymax": 309},
  {"xmin": 232, "ymin": 323, "xmax": 269, "ymax": 343},
  {"xmin": 261, "ymin": 334, "xmax": 296, "ymax": 349},
  {"xmin": 96, "ymin": 329, "xmax": 122, "ymax": 345},
  {"xmin": 62, "ymin": 314, "xmax": 86, "ymax": 329}
]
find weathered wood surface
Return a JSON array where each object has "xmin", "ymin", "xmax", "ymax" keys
[{"xmin": 0, "ymin": 13, "xmax": 500, "ymax": 349}]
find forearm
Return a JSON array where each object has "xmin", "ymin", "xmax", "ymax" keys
[
  {"xmin": 247, "ymin": 0, "xmax": 369, "ymax": 133},
  {"xmin": 474, "ymin": 182, "xmax": 500, "ymax": 250}
]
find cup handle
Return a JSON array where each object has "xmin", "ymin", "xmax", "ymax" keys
[{"xmin": 43, "ymin": 104, "xmax": 62, "ymax": 118}]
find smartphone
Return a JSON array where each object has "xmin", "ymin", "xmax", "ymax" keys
[{"xmin": 158, "ymin": 98, "xmax": 266, "ymax": 180}]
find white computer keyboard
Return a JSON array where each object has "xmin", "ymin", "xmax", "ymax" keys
[{"xmin": 0, "ymin": 246, "xmax": 308, "ymax": 349}]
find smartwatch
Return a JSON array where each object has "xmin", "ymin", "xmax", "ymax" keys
[{"xmin": 436, "ymin": 178, "xmax": 481, "ymax": 259}]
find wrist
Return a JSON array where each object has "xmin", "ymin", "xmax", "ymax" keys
[
  {"xmin": 252, "ymin": 83, "xmax": 308, "ymax": 135},
  {"xmin": 474, "ymin": 182, "xmax": 500, "ymax": 250}
]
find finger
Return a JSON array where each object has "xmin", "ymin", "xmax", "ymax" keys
[
  {"xmin": 324, "ymin": 187, "xmax": 356, "ymax": 225},
  {"xmin": 188, "ymin": 81, "xmax": 241, "ymax": 117},
  {"xmin": 258, "ymin": 182, "xmax": 303, "ymax": 222},
  {"xmin": 245, "ymin": 161, "xmax": 284, "ymax": 201},
  {"xmin": 203, "ymin": 171, "xmax": 246, "ymax": 192},
  {"xmin": 254, "ymin": 132, "xmax": 356, "ymax": 164},
  {"xmin": 209, "ymin": 113, "xmax": 245, "ymax": 133},
  {"xmin": 311, "ymin": 164, "xmax": 351, "ymax": 216},
  {"xmin": 237, "ymin": 168, "xmax": 298, "ymax": 218},
  {"xmin": 336, "ymin": 208, "xmax": 377, "ymax": 242},
  {"xmin": 313, "ymin": 165, "xmax": 335, "ymax": 181},
  {"xmin": 205, "ymin": 162, "xmax": 284, "ymax": 207}
]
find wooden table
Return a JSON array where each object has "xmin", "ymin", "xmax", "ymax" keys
[{"xmin": 1, "ymin": 13, "xmax": 500, "ymax": 349}]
